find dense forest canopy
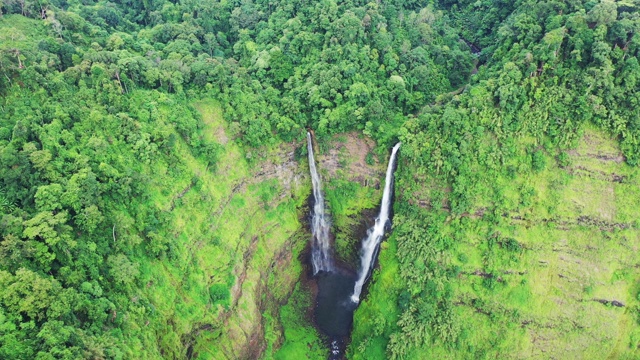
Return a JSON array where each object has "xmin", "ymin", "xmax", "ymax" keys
[{"xmin": 1, "ymin": 0, "xmax": 639, "ymax": 358}]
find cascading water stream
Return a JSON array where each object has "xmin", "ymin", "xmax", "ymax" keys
[
  {"xmin": 351, "ymin": 143, "xmax": 401, "ymax": 303},
  {"xmin": 307, "ymin": 132, "xmax": 333, "ymax": 274},
  {"xmin": 308, "ymin": 138, "xmax": 401, "ymax": 358}
]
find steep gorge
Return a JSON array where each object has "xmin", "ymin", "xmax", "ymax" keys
[{"xmin": 1, "ymin": 0, "xmax": 640, "ymax": 358}]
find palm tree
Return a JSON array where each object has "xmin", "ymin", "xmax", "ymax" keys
[{"xmin": 0, "ymin": 188, "xmax": 15, "ymax": 213}]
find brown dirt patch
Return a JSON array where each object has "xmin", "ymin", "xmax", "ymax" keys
[
  {"xmin": 567, "ymin": 132, "xmax": 625, "ymax": 164},
  {"xmin": 318, "ymin": 132, "xmax": 384, "ymax": 186},
  {"xmin": 253, "ymin": 142, "xmax": 303, "ymax": 193},
  {"xmin": 214, "ymin": 125, "xmax": 229, "ymax": 145}
]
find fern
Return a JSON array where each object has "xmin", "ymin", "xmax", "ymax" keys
[{"xmin": 0, "ymin": 188, "xmax": 16, "ymax": 213}]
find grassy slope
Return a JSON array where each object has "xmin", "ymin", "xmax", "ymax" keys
[
  {"xmin": 351, "ymin": 127, "xmax": 640, "ymax": 359},
  {"xmin": 349, "ymin": 237, "xmax": 403, "ymax": 358},
  {"xmin": 267, "ymin": 281, "xmax": 326, "ymax": 359},
  {"xmin": 0, "ymin": 15, "xmax": 44, "ymax": 51},
  {"xmin": 106, "ymin": 99, "xmax": 318, "ymax": 359},
  {"xmin": 183, "ymin": 101, "xmax": 311, "ymax": 359}
]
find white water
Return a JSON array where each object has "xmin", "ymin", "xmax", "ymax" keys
[
  {"xmin": 351, "ymin": 143, "xmax": 401, "ymax": 303},
  {"xmin": 308, "ymin": 132, "xmax": 333, "ymax": 274}
]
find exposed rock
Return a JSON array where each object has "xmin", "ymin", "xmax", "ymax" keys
[
  {"xmin": 317, "ymin": 132, "xmax": 385, "ymax": 187},
  {"xmin": 592, "ymin": 298, "xmax": 625, "ymax": 307}
]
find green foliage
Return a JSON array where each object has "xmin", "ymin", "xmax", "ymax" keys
[
  {"xmin": 0, "ymin": 78, "xmax": 307, "ymax": 357},
  {"xmin": 531, "ymin": 150, "xmax": 547, "ymax": 172},
  {"xmin": 359, "ymin": 124, "xmax": 640, "ymax": 358},
  {"xmin": 0, "ymin": 188, "xmax": 15, "ymax": 213},
  {"xmin": 1, "ymin": 0, "xmax": 639, "ymax": 357},
  {"xmin": 557, "ymin": 151, "xmax": 572, "ymax": 168},
  {"xmin": 501, "ymin": 237, "xmax": 522, "ymax": 252},
  {"xmin": 208, "ymin": 284, "xmax": 230, "ymax": 306},
  {"xmin": 365, "ymin": 152, "xmax": 375, "ymax": 166},
  {"xmin": 324, "ymin": 178, "xmax": 378, "ymax": 262},
  {"xmin": 349, "ymin": 0, "xmax": 640, "ymax": 350},
  {"xmin": 271, "ymin": 283, "xmax": 325, "ymax": 359}
]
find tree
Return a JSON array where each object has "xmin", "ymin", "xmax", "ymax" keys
[
  {"xmin": 107, "ymin": 254, "xmax": 139, "ymax": 286},
  {"xmin": 34, "ymin": 184, "xmax": 63, "ymax": 212},
  {"xmin": 0, "ymin": 188, "xmax": 15, "ymax": 213},
  {"xmin": 0, "ymin": 269, "xmax": 60, "ymax": 321},
  {"xmin": 588, "ymin": 0, "xmax": 618, "ymax": 27}
]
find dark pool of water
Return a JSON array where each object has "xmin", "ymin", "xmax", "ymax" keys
[{"xmin": 314, "ymin": 269, "xmax": 358, "ymax": 359}]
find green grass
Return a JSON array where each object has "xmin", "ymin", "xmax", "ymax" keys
[
  {"xmin": 0, "ymin": 15, "xmax": 45, "ymax": 51},
  {"xmin": 87, "ymin": 97, "xmax": 317, "ymax": 358},
  {"xmin": 266, "ymin": 283, "xmax": 325, "ymax": 360},
  {"xmin": 184, "ymin": 100, "xmax": 309, "ymax": 358},
  {"xmin": 324, "ymin": 178, "xmax": 380, "ymax": 262},
  {"xmin": 348, "ymin": 235, "xmax": 402, "ymax": 360}
]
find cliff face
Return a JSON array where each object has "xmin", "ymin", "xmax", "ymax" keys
[
  {"xmin": 178, "ymin": 101, "xmax": 307, "ymax": 359},
  {"xmin": 194, "ymin": 126, "xmax": 404, "ymax": 358},
  {"xmin": 315, "ymin": 133, "xmax": 388, "ymax": 265},
  {"xmin": 187, "ymin": 105, "xmax": 388, "ymax": 359},
  {"xmin": 317, "ymin": 132, "xmax": 385, "ymax": 188}
]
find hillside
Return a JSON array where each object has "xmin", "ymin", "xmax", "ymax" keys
[
  {"xmin": 352, "ymin": 127, "xmax": 640, "ymax": 359},
  {"xmin": 1, "ymin": 0, "xmax": 639, "ymax": 359}
]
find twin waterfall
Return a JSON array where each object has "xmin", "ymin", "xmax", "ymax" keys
[
  {"xmin": 308, "ymin": 132, "xmax": 333, "ymax": 274},
  {"xmin": 306, "ymin": 132, "xmax": 400, "ymax": 303}
]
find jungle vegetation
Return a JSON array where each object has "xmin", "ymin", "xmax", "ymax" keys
[{"xmin": 0, "ymin": 0, "xmax": 639, "ymax": 358}]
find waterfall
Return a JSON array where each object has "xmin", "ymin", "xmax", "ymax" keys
[
  {"xmin": 308, "ymin": 132, "xmax": 333, "ymax": 274},
  {"xmin": 351, "ymin": 143, "xmax": 401, "ymax": 303}
]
